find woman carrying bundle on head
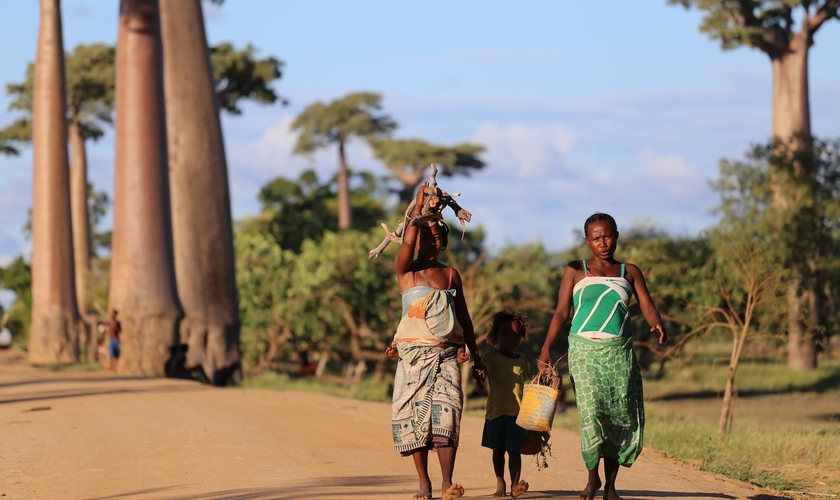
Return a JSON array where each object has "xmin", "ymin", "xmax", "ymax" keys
[{"xmin": 385, "ymin": 182, "xmax": 484, "ymax": 500}]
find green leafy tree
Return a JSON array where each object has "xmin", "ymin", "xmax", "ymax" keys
[
  {"xmin": 235, "ymin": 231, "xmax": 297, "ymax": 372},
  {"xmin": 711, "ymin": 137, "xmax": 840, "ymax": 368},
  {"xmin": 0, "ymin": 257, "xmax": 33, "ymax": 348},
  {"xmin": 700, "ymin": 223, "xmax": 785, "ymax": 440},
  {"xmin": 210, "ymin": 42, "xmax": 286, "ymax": 114},
  {"xmin": 253, "ymin": 169, "xmax": 389, "ymax": 253},
  {"xmin": 369, "ymin": 138, "xmax": 486, "ymax": 205},
  {"xmin": 235, "ymin": 228, "xmax": 399, "ymax": 375},
  {"xmin": 669, "ymin": 0, "xmax": 840, "ymax": 370},
  {"xmin": 291, "ymin": 92, "xmax": 397, "ymax": 230}
]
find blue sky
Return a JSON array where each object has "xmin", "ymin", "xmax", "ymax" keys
[{"xmin": 1, "ymin": 0, "xmax": 840, "ymax": 267}]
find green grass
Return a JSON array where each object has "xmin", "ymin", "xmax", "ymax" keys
[
  {"xmin": 549, "ymin": 404, "xmax": 832, "ymax": 492},
  {"xmin": 643, "ymin": 357, "xmax": 840, "ymax": 399}
]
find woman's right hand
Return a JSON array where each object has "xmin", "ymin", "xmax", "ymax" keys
[{"xmin": 537, "ymin": 350, "xmax": 553, "ymax": 370}]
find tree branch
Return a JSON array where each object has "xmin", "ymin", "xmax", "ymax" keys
[{"xmin": 806, "ymin": 0, "xmax": 839, "ymax": 35}]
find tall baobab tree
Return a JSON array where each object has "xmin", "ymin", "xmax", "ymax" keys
[
  {"xmin": 368, "ymin": 138, "xmax": 485, "ymax": 206},
  {"xmin": 159, "ymin": 0, "xmax": 241, "ymax": 384},
  {"xmin": 292, "ymin": 92, "xmax": 396, "ymax": 230},
  {"xmin": 109, "ymin": 0, "xmax": 182, "ymax": 376},
  {"xmin": 28, "ymin": 0, "xmax": 80, "ymax": 364},
  {"xmin": 669, "ymin": 0, "xmax": 839, "ymax": 370},
  {"xmin": 1, "ymin": 44, "xmax": 115, "ymax": 359}
]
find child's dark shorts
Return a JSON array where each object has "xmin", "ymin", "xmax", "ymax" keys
[
  {"xmin": 481, "ymin": 415, "xmax": 526, "ymax": 453},
  {"xmin": 109, "ymin": 339, "xmax": 121, "ymax": 359}
]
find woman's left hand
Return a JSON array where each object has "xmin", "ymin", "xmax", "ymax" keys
[
  {"xmin": 651, "ymin": 323, "xmax": 667, "ymax": 345},
  {"xmin": 456, "ymin": 349, "xmax": 471, "ymax": 364},
  {"xmin": 385, "ymin": 345, "xmax": 400, "ymax": 359}
]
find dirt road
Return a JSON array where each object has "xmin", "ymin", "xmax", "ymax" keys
[{"xmin": 0, "ymin": 350, "xmax": 785, "ymax": 500}]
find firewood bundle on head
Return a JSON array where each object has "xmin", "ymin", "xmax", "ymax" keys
[{"xmin": 368, "ymin": 163, "xmax": 472, "ymax": 260}]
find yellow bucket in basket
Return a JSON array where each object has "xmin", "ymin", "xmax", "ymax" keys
[{"xmin": 516, "ymin": 383, "xmax": 559, "ymax": 432}]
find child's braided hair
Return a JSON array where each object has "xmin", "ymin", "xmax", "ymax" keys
[{"xmin": 487, "ymin": 308, "xmax": 529, "ymax": 347}]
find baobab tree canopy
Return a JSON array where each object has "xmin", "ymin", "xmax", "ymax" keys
[
  {"xmin": 0, "ymin": 43, "xmax": 115, "ymax": 152},
  {"xmin": 0, "ymin": 40, "xmax": 281, "ymax": 151},
  {"xmin": 668, "ymin": 0, "xmax": 839, "ymax": 53},
  {"xmin": 369, "ymin": 137, "xmax": 485, "ymax": 204},
  {"xmin": 291, "ymin": 92, "xmax": 396, "ymax": 154},
  {"xmin": 210, "ymin": 42, "xmax": 286, "ymax": 115}
]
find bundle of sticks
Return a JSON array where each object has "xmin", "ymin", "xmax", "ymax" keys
[
  {"xmin": 368, "ymin": 163, "xmax": 472, "ymax": 260},
  {"xmin": 533, "ymin": 358, "xmax": 564, "ymax": 391}
]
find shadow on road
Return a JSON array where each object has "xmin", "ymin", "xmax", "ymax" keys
[
  {"xmin": 86, "ymin": 475, "xmax": 416, "ymax": 500},
  {"xmin": 0, "ymin": 375, "xmax": 153, "ymax": 389},
  {"xmin": 0, "ymin": 383, "xmax": 201, "ymax": 406}
]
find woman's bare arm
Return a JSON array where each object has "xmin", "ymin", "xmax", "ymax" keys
[
  {"xmin": 627, "ymin": 263, "xmax": 667, "ymax": 344},
  {"xmin": 539, "ymin": 263, "xmax": 579, "ymax": 366},
  {"xmin": 394, "ymin": 183, "xmax": 427, "ymax": 278}
]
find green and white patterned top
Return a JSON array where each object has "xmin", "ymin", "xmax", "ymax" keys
[{"xmin": 570, "ymin": 261, "xmax": 632, "ymax": 340}]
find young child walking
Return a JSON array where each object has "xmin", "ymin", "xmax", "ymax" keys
[{"xmin": 479, "ymin": 309, "xmax": 531, "ymax": 498}]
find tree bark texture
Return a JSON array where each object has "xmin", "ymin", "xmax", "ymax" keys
[
  {"xmin": 69, "ymin": 122, "xmax": 98, "ymax": 361},
  {"xmin": 770, "ymin": 35, "xmax": 819, "ymax": 371},
  {"xmin": 69, "ymin": 123, "xmax": 91, "ymax": 313},
  {"xmin": 337, "ymin": 139, "xmax": 352, "ymax": 230},
  {"xmin": 110, "ymin": 0, "xmax": 181, "ymax": 376},
  {"xmin": 159, "ymin": 0, "xmax": 241, "ymax": 385},
  {"xmin": 29, "ymin": 0, "xmax": 81, "ymax": 364}
]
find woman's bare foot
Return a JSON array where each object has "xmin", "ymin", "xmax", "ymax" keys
[
  {"xmin": 512, "ymin": 480, "xmax": 529, "ymax": 498},
  {"xmin": 579, "ymin": 477, "xmax": 602, "ymax": 500},
  {"xmin": 441, "ymin": 483, "xmax": 465, "ymax": 500},
  {"xmin": 413, "ymin": 479, "xmax": 432, "ymax": 499},
  {"xmin": 603, "ymin": 487, "xmax": 624, "ymax": 500},
  {"xmin": 493, "ymin": 478, "xmax": 506, "ymax": 497}
]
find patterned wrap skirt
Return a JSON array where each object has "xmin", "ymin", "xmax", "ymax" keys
[
  {"xmin": 568, "ymin": 334, "xmax": 644, "ymax": 470},
  {"xmin": 391, "ymin": 345, "xmax": 463, "ymax": 454}
]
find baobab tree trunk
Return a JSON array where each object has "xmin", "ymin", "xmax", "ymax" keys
[
  {"xmin": 109, "ymin": 0, "xmax": 182, "ymax": 376},
  {"xmin": 337, "ymin": 139, "xmax": 352, "ymax": 230},
  {"xmin": 29, "ymin": 0, "xmax": 80, "ymax": 364},
  {"xmin": 770, "ymin": 34, "xmax": 819, "ymax": 372},
  {"xmin": 69, "ymin": 122, "xmax": 97, "ymax": 361},
  {"xmin": 159, "ymin": 0, "xmax": 241, "ymax": 385}
]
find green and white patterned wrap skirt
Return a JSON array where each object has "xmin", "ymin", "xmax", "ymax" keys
[{"xmin": 568, "ymin": 334, "xmax": 644, "ymax": 470}]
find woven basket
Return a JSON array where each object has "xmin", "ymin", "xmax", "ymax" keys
[{"xmin": 515, "ymin": 383, "xmax": 559, "ymax": 432}]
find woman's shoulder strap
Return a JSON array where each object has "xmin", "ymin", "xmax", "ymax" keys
[
  {"xmin": 620, "ymin": 262, "xmax": 625, "ymax": 277},
  {"xmin": 581, "ymin": 259, "xmax": 588, "ymax": 275},
  {"xmin": 448, "ymin": 267, "xmax": 454, "ymax": 289}
]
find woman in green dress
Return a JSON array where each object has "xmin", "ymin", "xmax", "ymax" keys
[{"xmin": 539, "ymin": 213, "xmax": 667, "ymax": 500}]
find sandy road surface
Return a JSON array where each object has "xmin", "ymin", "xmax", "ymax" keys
[{"xmin": 0, "ymin": 350, "xmax": 785, "ymax": 500}]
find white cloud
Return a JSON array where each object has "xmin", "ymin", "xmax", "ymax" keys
[
  {"xmin": 637, "ymin": 149, "xmax": 705, "ymax": 198},
  {"xmin": 225, "ymin": 115, "xmax": 386, "ymax": 218},
  {"xmin": 471, "ymin": 122, "xmax": 576, "ymax": 179}
]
